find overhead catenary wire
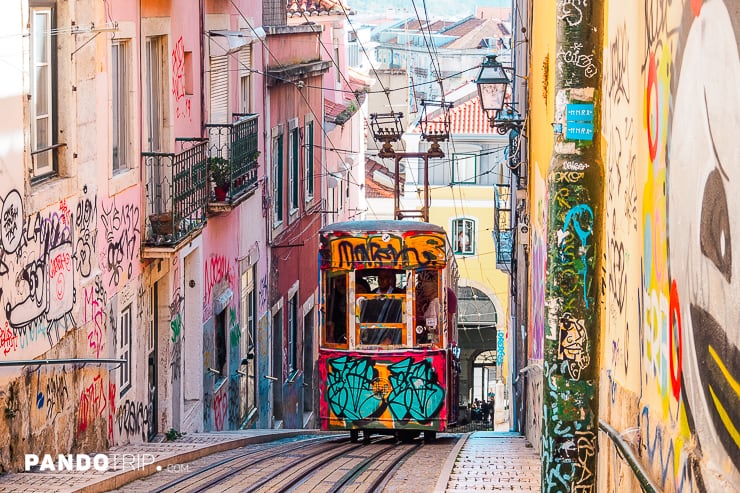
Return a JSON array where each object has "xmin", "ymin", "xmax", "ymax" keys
[{"xmin": 226, "ymin": 1, "xmax": 378, "ymax": 220}]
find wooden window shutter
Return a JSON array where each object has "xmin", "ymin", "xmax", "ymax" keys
[
  {"xmin": 238, "ymin": 45, "xmax": 252, "ymax": 78},
  {"xmin": 210, "ymin": 55, "xmax": 228, "ymax": 123}
]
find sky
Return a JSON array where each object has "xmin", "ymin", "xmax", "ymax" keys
[{"xmin": 348, "ymin": 0, "xmax": 511, "ymax": 20}]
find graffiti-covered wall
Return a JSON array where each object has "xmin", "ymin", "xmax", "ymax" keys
[
  {"xmin": 527, "ymin": 0, "xmax": 740, "ymax": 490},
  {"xmin": 598, "ymin": 0, "xmax": 740, "ymax": 490},
  {"xmin": 0, "ymin": 184, "xmax": 149, "ymax": 471}
]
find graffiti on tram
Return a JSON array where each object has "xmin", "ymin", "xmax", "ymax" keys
[
  {"xmin": 319, "ymin": 351, "xmax": 447, "ymax": 428},
  {"xmin": 325, "ymin": 233, "xmax": 447, "ymax": 271}
]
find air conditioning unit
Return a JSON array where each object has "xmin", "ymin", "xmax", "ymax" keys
[{"xmin": 518, "ymin": 224, "xmax": 530, "ymax": 246}]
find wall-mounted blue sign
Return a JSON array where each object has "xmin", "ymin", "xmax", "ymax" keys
[
  {"xmin": 566, "ymin": 123, "xmax": 594, "ymax": 141},
  {"xmin": 566, "ymin": 104, "xmax": 594, "ymax": 122}
]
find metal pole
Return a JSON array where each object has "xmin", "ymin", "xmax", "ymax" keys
[
  {"xmin": 541, "ymin": 0, "xmax": 604, "ymax": 490},
  {"xmin": 394, "ymin": 155, "xmax": 401, "ymax": 220},
  {"xmin": 423, "ymin": 155, "xmax": 430, "ymax": 222}
]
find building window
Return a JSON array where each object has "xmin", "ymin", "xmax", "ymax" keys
[
  {"xmin": 452, "ymin": 153, "xmax": 477, "ymax": 184},
  {"xmin": 118, "ymin": 303, "xmax": 133, "ymax": 396},
  {"xmin": 146, "ymin": 36, "xmax": 165, "ymax": 152},
  {"xmin": 273, "ymin": 133, "xmax": 284, "ymax": 224},
  {"xmin": 30, "ymin": 4, "xmax": 56, "ymax": 178},
  {"xmin": 304, "ymin": 121, "xmax": 314, "ymax": 201},
  {"xmin": 112, "ymin": 40, "xmax": 131, "ymax": 173},
  {"xmin": 289, "ymin": 127, "xmax": 299, "ymax": 213},
  {"xmin": 288, "ymin": 294, "xmax": 298, "ymax": 373},
  {"xmin": 238, "ymin": 45, "xmax": 252, "ymax": 113},
  {"xmin": 453, "ymin": 218, "xmax": 475, "ymax": 255}
]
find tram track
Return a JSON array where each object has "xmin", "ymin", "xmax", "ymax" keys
[
  {"xmin": 149, "ymin": 435, "xmax": 346, "ymax": 493},
  {"xmin": 146, "ymin": 434, "xmax": 425, "ymax": 493}
]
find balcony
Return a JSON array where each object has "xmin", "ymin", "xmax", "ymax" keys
[
  {"xmin": 205, "ymin": 113, "xmax": 259, "ymax": 214},
  {"xmin": 142, "ymin": 139, "xmax": 208, "ymax": 254},
  {"xmin": 494, "ymin": 183, "xmax": 513, "ymax": 270}
]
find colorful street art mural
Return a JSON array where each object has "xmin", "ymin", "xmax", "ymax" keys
[
  {"xmin": 528, "ymin": 0, "xmax": 740, "ymax": 490},
  {"xmin": 318, "ymin": 350, "xmax": 447, "ymax": 430},
  {"xmin": 596, "ymin": 0, "xmax": 740, "ymax": 491}
]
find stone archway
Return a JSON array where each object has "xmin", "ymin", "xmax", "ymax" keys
[{"xmin": 456, "ymin": 284, "xmax": 499, "ymax": 411}]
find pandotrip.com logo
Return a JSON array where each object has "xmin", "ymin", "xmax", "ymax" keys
[{"xmin": 24, "ymin": 454, "xmax": 189, "ymax": 473}]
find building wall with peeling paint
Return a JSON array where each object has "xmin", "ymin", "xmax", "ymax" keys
[{"xmin": 525, "ymin": 0, "xmax": 740, "ymax": 490}]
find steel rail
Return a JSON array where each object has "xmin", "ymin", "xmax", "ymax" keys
[
  {"xmin": 238, "ymin": 439, "xmax": 377, "ymax": 493},
  {"xmin": 149, "ymin": 435, "xmax": 344, "ymax": 493},
  {"xmin": 328, "ymin": 441, "xmax": 422, "ymax": 493}
]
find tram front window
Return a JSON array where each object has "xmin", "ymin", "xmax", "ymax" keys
[
  {"xmin": 358, "ymin": 297, "xmax": 403, "ymax": 323},
  {"xmin": 356, "ymin": 294, "xmax": 405, "ymax": 346}
]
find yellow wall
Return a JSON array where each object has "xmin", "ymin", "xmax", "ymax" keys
[
  {"xmin": 429, "ymin": 184, "xmax": 509, "ymax": 321},
  {"xmin": 526, "ymin": 0, "xmax": 740, "ymax": 490}
]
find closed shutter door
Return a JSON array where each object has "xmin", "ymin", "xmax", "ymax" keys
[{"xmin": 210, "ymin": 55, "xmax": 228, "ymax": 123}]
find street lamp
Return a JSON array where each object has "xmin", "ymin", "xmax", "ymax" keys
[{"xmin": 474, "ymin": 55, "xmax": 524, "ymax": 135}]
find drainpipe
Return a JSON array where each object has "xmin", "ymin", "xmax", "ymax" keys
[
  {"xmin": 541, "ymin": 1, "xmax": 604, "ymax": 492},
  {"xmin": 200, "ymin": 0, "xmax": 205, "ymax": 133}
]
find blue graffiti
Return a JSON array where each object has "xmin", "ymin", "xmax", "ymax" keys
[
  {"xmin": 326, "ymin": 356, "xmax": 383, "ymax": 421},
  {"xmin": 387, "ymin": 358, "xmax": 444, "ymax": 423},
  {"xmin": 557, "ymin": 204, "xmax": 594, "ymax": 307}
]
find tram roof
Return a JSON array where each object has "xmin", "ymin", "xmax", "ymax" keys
[{"xmin": 319, "ymin": 220, "xmax": 446, "ymax": 235}]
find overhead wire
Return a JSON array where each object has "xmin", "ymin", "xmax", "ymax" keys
[{"xmin": 227, "ymin": 1, "xmax": 378, "ymax": 220}]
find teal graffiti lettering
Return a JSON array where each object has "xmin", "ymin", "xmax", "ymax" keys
[
  {"xmin": 326, "ymin": 356, "xmax": 384, "ymax": 421},
  {"xmin": 387, "ymin": 358, "xmax": 444, "ymax": 423}
]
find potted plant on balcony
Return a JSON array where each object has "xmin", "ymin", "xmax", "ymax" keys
[{"xmin": 208, "ymin": 156, "xmax": 231, "ymax": 201}]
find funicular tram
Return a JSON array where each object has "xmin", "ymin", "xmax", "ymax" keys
[{"xmin": 317, "ymin": 220, "xmax": 460, "ymax": 442}]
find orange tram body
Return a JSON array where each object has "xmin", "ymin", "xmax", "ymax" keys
[{"xmin": 317, "ymin": 220, "xmax": 460, "ymax": 442}]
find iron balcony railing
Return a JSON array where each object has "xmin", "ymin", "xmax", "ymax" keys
[
  {"xmin": 494, "ymin": 228, "xmax": 514, "ymax": 266},
  {"xmin": 494, "ymin": 183, "xmax": 513, "ymax": 268},
  {"xmin": 142, "ymin": 138, "xmax": 208, "ymax": 246},
  {"xmin": 205, "ymin": 113, "xmax": 260, "ymax": 203}
]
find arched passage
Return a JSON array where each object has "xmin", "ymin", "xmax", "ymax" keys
[{"xmin": 455, "ymin": 284, "xmax": 499, "ymax": 408}]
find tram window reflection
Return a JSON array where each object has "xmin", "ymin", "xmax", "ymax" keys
[
  {"xmin": 360, "ymin": 327, "xmax": 402, "ymax": 345},
  {"xmin": 358, "ymin": 296, "xmax": 403, "ymax": 324}
]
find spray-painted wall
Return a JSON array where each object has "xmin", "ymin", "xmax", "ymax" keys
[
  {"xmin": 526, "ymin": 0, "xmax": 740, "ymax": 490},
  {"xmin": 0, "ymin": 0, "xmax": 270, "ymax": 472},
  {"xmin": 598, "ymin": 0, "xmax": 740, "ymax": 490},
  {"xmin": 0, "ymin": 0, "xmax": 153, "ymax": 472}
]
